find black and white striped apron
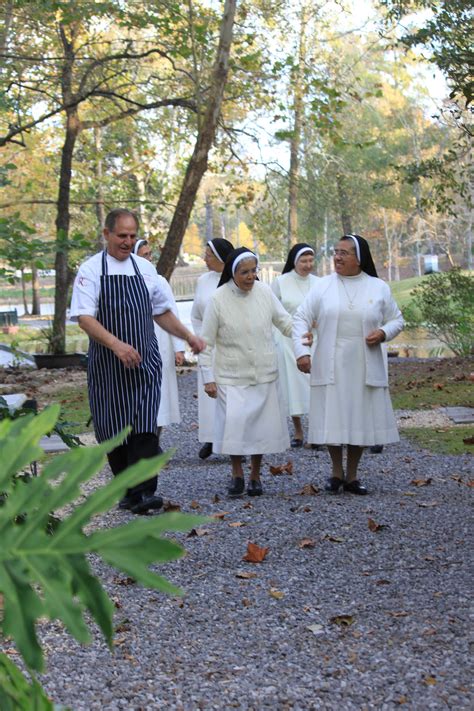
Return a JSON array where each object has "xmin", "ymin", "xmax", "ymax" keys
[{"xmin": 88, "ymin": 251, "xmax": 162, "ymax": 443}]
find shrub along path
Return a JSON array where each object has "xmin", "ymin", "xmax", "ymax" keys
[{"xmin": 33, "ymin": 368, "xmax": 473, "ymax": 709}]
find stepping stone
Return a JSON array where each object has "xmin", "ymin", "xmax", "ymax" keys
[
  {"xmin": 444, "ymin": 407, "xmax": 474, "ymax": 424},
  {"xmin": 39, "ymin": 434, "xmax": 70, "ymax": 453}
]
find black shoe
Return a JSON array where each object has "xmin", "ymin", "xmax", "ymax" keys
[
  {"xmin": 290, "ymin": 438, "xmax": 303, "ymax": 448},
  {"xmin": 199, "ymin": 442, "xmax": 213, "ymax": 459},
  {"xmin": 247, "ymin": 479, "xmax": 263, "ymax": 496},
  {"xmin": 227, "ymin": 477, "xmax": 245, "ymax": 498},
  {"xmin": 370, "ymin": 445, "xmax": 383, "ymax": 454},
  {"xmin": 343, "ymin": 480, "xmax": 368, "ymax": 495},
  {"xmin": 118, "ymin": 496, "xmax": 135, "ymax": 510},
  {"xmin": 129, "ymin": 494, "xmax": 164, "ymax": 515},
  {"xmin": 324, "ymin": 477, "xmax": 343, "ymax": 494}
]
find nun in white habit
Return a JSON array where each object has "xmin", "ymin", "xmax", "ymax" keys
[
  {"xmin": 191, "ymin": 238, "xmax": 234, "ymax": 459},
  {"xmin": 134, "ymin": 240, "xmax": 184, "ymax": 437}
]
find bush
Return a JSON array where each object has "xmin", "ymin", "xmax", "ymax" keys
[
  {"xmin": 403, "ymin": 269, "xmax": 474, "ymax": 356},
  {"xmin": 0, "ymin": 407, "xmax": 204, "ymax": 709}
]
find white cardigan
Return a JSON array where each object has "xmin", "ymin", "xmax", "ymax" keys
[
  {"xmin": 293, "ymin": 272, "xmax": 404, "ymax": 387},
  {"xmin": 199, "ymin": 280, "xmax": 293, "ymax": 386}
]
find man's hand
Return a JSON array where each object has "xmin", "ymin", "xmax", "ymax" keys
[
  {"xmin": 175, "ymin": 351, "xmax": 185, "ymax": 366},
  {"xmin": 204, "ymin": 382, "xmax": 218, "ymax": 399},
  {"xmin": 297, "ymin": 355, "xmax": 311, "ymax": 373},
  {"xmin": 366, "ymin": 329, "xmax": 385, "ymax": 346},
  {"xmin": 187, "ymin": 333, "xmax": 206, "ymax": 354},
  {"xmin": 112, "ymin": 340, "xmax": 142, "ymax": 368}
]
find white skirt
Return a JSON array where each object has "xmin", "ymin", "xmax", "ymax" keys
[
  {"xmin": 156, "ymin": 326, "xmax": 180, "ymax": 427},
  {"xmin": 197, "ymin": 367, "xmax": 216, "ymax": 442},
  {"xmin": 275, "ymin": 331, "xmax": 311, "ymax": 417},
  {"xmin": 213, "ymin": 380, "xmax": 290, "ymax": 455},
  {"xmin": 308, "ymin": 333, "xmax": 399, "ymax": 447}
]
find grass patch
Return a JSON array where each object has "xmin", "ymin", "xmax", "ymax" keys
[
  {"xmin": 401, "ymin": 426, "xmax": 473, "ymax": 455},
  {"xmin": 389, "ymin": 276, "xmax": 424, "ymax": 310},
  {"xmin": 389, "ymin": 357, "xmax": 473, "ymax": 410},
  {"xmin": 42, "ymin": 384, "xmax": 92, "ymax": 434}
]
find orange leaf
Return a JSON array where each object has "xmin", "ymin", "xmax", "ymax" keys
[
  {"xmin": 229, "ymin": 521, "xmax": 246, "ymax": 528},
  {"xmin": 243, "ymin": 542, "xmax": 269, "ymax": 563},
  {"xmin": 330, "ymin": 614, "xmax": 354, "ymax": 627},
  {"xmin": 269, "ymin": 588, "xmax": 285, "ymax": 600},
  {"xmin": 242, "ymin": 598, "xmax": 252, "ymax": 607},
  {"xmin": 163, "ymin": 501, "xmax": 181, "ymax": 512},
  {"xmin": 323, "ymin": 534, "xmax": 344, "ymax": 543},
  {"xmin": 410, "ymin": 478, "xmax": 432, "ymax": 487},
  {"xmin": 187, "ymin": 527, "xmax": 209, "ymax": 538},
  {"xmin": 242, "ymin": 501, "xmax": 253, "ymax": 509},
  {"xmin": 190, "ymin": 500, "xmax": 201, "ymax": 510},
  {"xmin": 212, "ymin": 511, "xmax": 230, "ymax": 520},
  {"xmin": 235, "ymin": 571, "xmax": 257, "ymax": 579},
  {"xmin": 368, "ymin": 517, "xmax": 387, "ymax": 532},
  {"xmin": 299, "ymin": 483, "xmax": 320, "ymax": 496},
  {"xmin": 298, "ymin": 538, "xmax": 316, "ymax": 549},
  {"xmin": 423, "ymin": 676, "xmax": 437, "ymax": 686},
  {"xmin": 388, "ymin": 610, "xmax": 409, "ymax": 618},
  {"xmin": 269, "ymin": 461, "xmax": 293, "ymax": 475}
]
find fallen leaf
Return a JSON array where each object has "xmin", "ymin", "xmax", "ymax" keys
[
  {"xmin": 243, "ymin": 542, "xmax": 269, "ymax": 563},
  {"xmin": 113, "ymin": 576, "xmax": 136, "ymax": 586},
  {"xmin": 347, "ymin": 651, "xmax": 358, "ymax": 664},
  {"xmin": 307, "ymin": 623, "xmax": 324, "ymax": 635},
  {"xmin": 299, "ymin": 483, "xmax": 320, "ymax": 496},
  {"xmin": 298, "ymin": 537, "xmax": 316, "ymax": 549},
  {"xmin": 187, "ymin": 527, "xmax": 209, "ymax": 538},
  {"xmin": 433, "ymin": 383, "xmax": 443, "ymax": 390},
  {"xmin": 323, "ymin": 534, "xmax": 344, "ymax": 543},
  {"xmin": 330, "ymin": 614, "xmax": 354, "ymax": 627},
  {"xmin": 190, "ymin": 500, "xmax": 201, "ymax": 510},
  {"xmin": 229, "ymin": 521, "xmax": 246, "ymax": 528},
  {"xmin": 212, "ymin": 494, "xmax": 220, "ymax": 503},
  {"xmin": 395, "ymin": 696, "xmax": 408, "ymax": 705},
  {"xmin": 269, "ymin": 461, "xmax": 293, "ymax": 475},
  {"xmin": 375, "ymin": 579, "xmax": 391, "ymax": 586},
  {"xmin": 235, "ymin": 571, "xmax": 257, "ymax": 579},
  {"xmin": 423, "ymin": 676, "xmax": 437, "ymax": 686},
  {"xmin": 242, "ymin": 598, "xmax": 252, "ymax": 607},
  {"xmin": 411, "ymin": 478, "xmax": 432, "ymax": 487},
  {"xmin": 403, "ymin": 492, "xmax": 416, "ymax": 497},
  {"xmin": 462, "ymin": 436, "xmax": 474, "ymax": 445},
  {"xmin": 269, "ymin": 588, "xmax": 285, "ymax": 600},
  {"xmin": 388, "ymin": 610, "xmax": 409, "ymax": 618},
  {"xmin": 417, "ymin": 501, "xmax": 439, "ymax": 508},
  {"xmin": 368, "ymin": 517, "xmax": 387, "ymax": 532},
  {"xmin": 242, "ymin": 501, "xmax": 253, "ymax": 509},
  {"xmin": 424, "ymin": 555, "xmax": 436, "ymax": 561},
  {"xmin": 163, "ymin": 501, "xmax": 181, "ymax": 512},
  {"xmin": 212, "ymin": 511, "xmax": 230, "ymax": 520},
  {"xmin": 467, "ymin": 480, "xmax": 474, "ymax": 488}
]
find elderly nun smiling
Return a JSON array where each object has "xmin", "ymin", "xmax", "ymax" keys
[{"xmin": 199, "ymin": 247, "xmax": 309, "ymax": 498}]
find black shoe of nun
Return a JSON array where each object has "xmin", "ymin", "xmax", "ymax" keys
[
  {"xmin": 324, "ymin": 477, "xmax": 343, "ymax": 494},
  {"xmin": 227, "ymin": 477, "xmax": 245, "ymax": 498},
  {"xmin": 118, "ymin": 494, "xmax": 164, "ymax": 515},
  {"xmin": 247, "ymin": 479, "xmax": 263, "ymax": 496},
  {"xmin": 199, "ymin": 442, "xmax": 213, "ymax": 459},
  {"xmin": 343, "ymin": 480, "xmax": 368, "ymax": 495}
]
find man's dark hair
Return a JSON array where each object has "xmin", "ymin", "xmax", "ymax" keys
[{"xmin": 105, "ymin": 209, "xmax": 140, "ymax": 232}]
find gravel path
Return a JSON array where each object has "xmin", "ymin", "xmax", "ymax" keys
[{"xmin": 25, "ymin": 371, "xmax": 474, "ymax": 709}]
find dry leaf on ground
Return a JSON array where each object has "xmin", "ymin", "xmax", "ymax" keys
[
  {"xmin": 235, "ymin": 571, "xmax": 257, "ymax": 579},
  {"xmin": 330, "ymin": 614, "xmax": 354, "ymax": 627},
  {"xmin": 368, "ymin": 517, "xmax": 387, "ymax": 532},
  {"xmin": 243, "ymin": 542, "xmax": 269, "ymax": 563},
  {"xmin": 299, "ymin": 483, "xmax": 320, "ymax": 496},
  {"xmin": 269, "ymin": 588, "xmax": 285, "ymax": 600},
  {"xmin": 229, "ymin": 521, "xmax": 246, "ymax": 528},
  {"xmin": 423, "ymin": 676, "xmax": 437, "ymax": 686},
  {"xmin": 418, "ymin": 501, "xmax": 439, "ymax": 508},
  {"xmin": 323, "ymin": 534, "xmax": 344, "ymax": 543},
  {"xmin": 462, "ymin": 436, "xmax": 474, "ymax": 445},
  {"xmin": 212, "ymin": 511, "xmax": 230, "ymax": 520},
  {"xmin": 298, "ymin": 538, "xmax": 316, "ymax": 549},
  {"xmin": 269, "ymin": 461, "xmax": 293, "ymax": 475},
  {"xmin": 190, "ymin": 500, "xmax": 201, "ymax": 510},
  {"xmin": 411, "ymin": 478, "xmax": 432, "ymax": 487},
  {"xmin": 307, "ymin": 623, "xmax": 324, "ymax": 635},
  {"xmin": 163, "ymin": 501, "xmax": 181, "ymax": 512},
  {"xmin": 187, "ymin": 527, "xmax": 210, "ymax": 538},
  {"xmin": 388, "ymin": 610, "xmax": 409, "ymax": 617}
]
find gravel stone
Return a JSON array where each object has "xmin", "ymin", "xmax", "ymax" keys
[{"xmin": 3, "ymin": 369, "xmax": 472, "ymax": 710}]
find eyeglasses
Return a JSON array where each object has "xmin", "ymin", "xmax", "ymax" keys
[
  {"xmin": 332, "ymin": 248, "xmax": 356, "ymax": 258},
  {"xmin": 237, "ymin": 266, "xmax": 260, "ymax": 276}
]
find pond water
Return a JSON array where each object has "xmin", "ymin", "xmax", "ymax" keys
[{"xmin": 2, "ymin": 301, "xmax": 451, "ymax": 361}]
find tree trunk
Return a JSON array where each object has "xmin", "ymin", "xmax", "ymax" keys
[
  {"xmin": 31, "ymin": 264, "xmax": 41, "ymax": 315},
  {"xmin": 336, "ymin": 174, "xmax": 352, "ymax": 235},
  {"xmin": 52, "ymin": 23, "xmax": 80, "ymax": 354},
  {"xmin": 287, "ymin": 4, "xmax": 308, "ymax": 249},
  {"xmin": 94, "ymin": 126, "xmax": 105, "ymax": 250},
  {"xmin": 156, "ymin": 0, "xmax": 237, "ymax": 280},
  {"xmin": 20, "ymin": 269, "xmax": 29, "ymax": 315}
]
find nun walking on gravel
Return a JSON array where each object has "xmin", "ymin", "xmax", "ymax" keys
[{"xmin": 199, "ymin": 247, "xmax": 310, "ymax": 498}]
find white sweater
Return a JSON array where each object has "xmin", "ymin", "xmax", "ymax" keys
[
  {"xmin": 293, "ymin": 272, "xmax": 404, "ymax": 387},
  {"xmin": 199, "ymin": 280, "xmax": 293, "ymax": 386}
]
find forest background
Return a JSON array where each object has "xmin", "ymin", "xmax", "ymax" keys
[{"xmin": 0, "ymin": 0, "xmax": 472, "ymax": 353}]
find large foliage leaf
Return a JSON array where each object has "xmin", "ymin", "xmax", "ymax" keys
[
  {"xmin": 0, "ymin": 408, "xmax": 205, "ymax": 672},
  {"xmin": 0, "ymin": 652, "xmax": 57, "ymax": 711}
]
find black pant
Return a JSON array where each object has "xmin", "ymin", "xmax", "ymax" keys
[{"xmin": 107, "ymin": 432, "xmax": 159, "ymax": 501}]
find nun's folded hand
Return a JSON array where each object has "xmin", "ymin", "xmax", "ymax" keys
[
  {"xmin": 365, "ymin": 329, "xmax": 386, "ymax": 346},
  {"xmin": 204, "ymin": 382, "xmax": 218, "ymax": 399},
  {"xmin": 297, "ymin": 355, "xmax": 311, "ymax": 374}
]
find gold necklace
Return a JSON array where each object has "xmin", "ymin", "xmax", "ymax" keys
[{"xmin": 338, "ymin": 277, "xmax": 359, "ymax": 310}]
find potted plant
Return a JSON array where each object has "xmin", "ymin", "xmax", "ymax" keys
[{"xmin": 33, "ymin": 323, "xmax": 86, "ymax": 369}]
